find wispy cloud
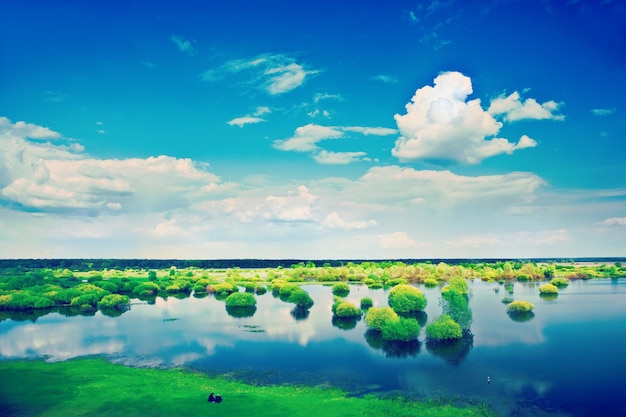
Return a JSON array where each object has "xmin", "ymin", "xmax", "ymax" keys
[
  {"xmin": 273, "ymin": 124, "xmax": 397, "ymax": 164},
  {"xmin": 312, "ymin": 150, "xmax": 368, "ymax": 165},
  {"xmin": 600, "ymin": 217, "xmax": 626, "ymax": 226},
  {"xmin": 591, "ymin": 108, "xmax": 616, "ymax": 116},
  {"xmin": 392, "ymin": 71, "xmax": 559, "ymax": 164},
  {"xmin": 203, "ymin": 54, "xmax": 316, "ymax": 95},
  {"xmin": 170, "ymin": 35, "xmax": 196, "ymax": 55},
  {"xmin": 371, "ymin": 74, "xmax": 399, "ymax": 83},
  {"xmin": 227, "ymin": 117, "xmax": 265, "ymax": 128},
  {"xmin": 227, "ymin": 106, "xmax": 271, "ymax": 127}
]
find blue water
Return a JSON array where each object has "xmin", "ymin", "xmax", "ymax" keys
[{"xmin": 1, "ymin": 279, "xmax": 625, "ymax": 417}]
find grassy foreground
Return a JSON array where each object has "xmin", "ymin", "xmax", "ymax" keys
[{"xmin": 0, "ymin": 358, "xmax": 498, "ymax": 417}]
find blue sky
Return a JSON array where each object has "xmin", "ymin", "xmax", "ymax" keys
[{"xmin": 1, "ymin": 0, "xmax": 625, "ymax": 259}]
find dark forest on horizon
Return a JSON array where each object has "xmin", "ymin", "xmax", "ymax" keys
[{"xmin": 1, "ymin": 257, "xmax": 625, "ymax": 271}]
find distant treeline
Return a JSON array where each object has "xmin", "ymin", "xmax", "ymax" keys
[{"xmin": 0, "ymin": 257, "xmax": 624, "ymax": 272}]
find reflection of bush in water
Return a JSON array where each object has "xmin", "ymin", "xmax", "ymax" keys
[
  {"xmin": 99, "ymin": 306, "xmax": 127, "ymax": 318},
  {"xmin": 539, "ymin": 293, "xmax": 558, "ymax": 301},
  {"xmin": 290, "ymin": 305, "xmax": 310, "ymax": 321},
  {"xmin": 426, "ymin": 335, "xmax": 473, "ymax": 366},
  {"xmin": 225, "ymin": 305, "xmax": 257, "ymax": 318},
  {"xmin": 0, "ymin": 308, "xmax": 55, "ymax": 323},
  {"xmin": 332, "ymin": 315, "xmax": 360, "ymax": 330},
  {"xmin": 364, "ymin": 329, "xmax": 420, "ymax": 358},
  {"xmin": 508, "ymin": 311, "xmax": 535, "ymax": 322}
]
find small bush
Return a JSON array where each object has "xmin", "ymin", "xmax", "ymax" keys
[
  {"xmin": 385, "ymin": 278, "xmax": 407, "ymax": 287},
  {"xmin": 331, "ymin": 282, "xmax": 350, "ymax": 296},
  {"xmin": 550, "ymin": 277, "xmax": 569, "ymax": 288},
  {"xmin": 332, "ymin": 298, "xmax": 361, "ymax": 318},
  {"xmin": 288, "ymin": 289, "xmax": 314, "ymax": 309},
  {"xmin": 360, "ymin": 297, "xmax": 373, "ymax": 310},
  {"xmin": 225, "ymin": 292, "xmax": 256, "ymax": 307},
  {"xmin": 425, "ymin": 315, "xmax": 462, "ymax": 341},
  {"xmin": 539, "ymin": 284, "xmax": 558, "ymax": 294},
  {"xmin": 501, "ymin": 297, "xmax": 514, "ymax": 304},
  {"xmin": 388, "ymin": 284, "xmax": 427, "ymax": 314},
  {"xmin": 279, "ymin": 284, "xmax": 301, "ymax": 297},
  {"xmin": 507, "ymin": 300, "xmax": 534, "ymax": 314},
  {"xmin": 98, "ymin": 294, "xmax": 130, "ymax": 309},
  {"xmin": 365, "ymin": 307, "xmax": 398, "ymax": 331},
  {"xmin": 424, "ymin": 278, "xmax": 438, "ymax": 287},
  {"xmin": 381, "ymin": 317, "xmax": 420, "ymax": 341}
]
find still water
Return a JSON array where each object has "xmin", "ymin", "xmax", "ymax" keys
[{"xmin": 1, "ymin": 279, "xmax": 625, "ymax": 417}]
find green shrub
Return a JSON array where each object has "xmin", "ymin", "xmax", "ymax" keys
[
  {"xmin": 331, "ymin": 282, "xmax": 350, "ymax": 296},
  {"xmin": 360, "ymin": 297, "xmax": 373, "ymax": 310},
  {"xmin": 385, "ymin": 278, "xmax": 407, "ymax": 287},
  {"xmin": 209, "ymin": 282, "xmax": 237, "ymax": 295},
  {"xmin": 424, "ymin": 278, "xmax": 438, "ymax": 287},
  {"xmin": 332, "ymin": 298, "xmax": 361, "ymax": 318},
  {"xmin": 425, "ymin": 315, "xmax": 462, "ymax": 341},
  {"xmin": 507, "ymin": 300, "xmax": 534, "ymax": 314},
  {"xmin": 365, "ymin": 307, "xmax": 398, "ymax": 331},
  {"xmin": 501, "ymin": 297, "xmax": 514, "ymax": 304},
  {"xmin": 550, "ymin": 277, "xmax": 569, "ymax": 288},
  {"xmin": 98, "ymin": 294, "xmax": 130, "ymax": 309},
  {"xmin": 539, "ymin": 283, "xmax": 558, "ymax": 294},
  {"xmin": 288, "ymin": 289, "xmax": 314, "ymax": 309},
  {"xmin": 447, "ymin": 276, "xmax": 468, "ymax": 295},
  {"xmin": 279, "ymin": 283, "xmax": 301, "ymax": 297},
  {"xmin": 388, "ymin": 284, "xmax": 427, "ymax": 314},
  {"xmin": 255, "ymin": 285, "xmax": 267, "ymax": 295},
  {"xmin": 133, "ymin": 282, "xmax": 161, "ymax": 297},
  {"xmin": 0, "ymin": 293, "xmax": 55, "ymax": 310},
  {"xmin": 381, "ymin": 317, "xmax": 420, "ymax": 341},
  {"xmin": 225, "ymin": 292, "xmax": 256, "ymax": 307}
]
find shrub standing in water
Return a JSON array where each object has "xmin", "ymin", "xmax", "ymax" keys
[
  {"xmin": 225, "ymin": 292, "xmax": 256, "ymax": 307},
  {"xmin": 331, "ymin": 282, "xmax": 350, "ymax": 297},
  {"xmin": 425, "ymin": 314, "xmax": 462, "ymax": 341},
  {"xmin": 507, "ymin": 300, "xmax": 534, "ymax": 314},
  {"xmin": 365, "ymin": 307, "xmax": 398, "ymax": 331},
  {"xmin": 388, "ymin": 284, "xmax": 427, "ymax": 314},
  {"xmin": 539, "ymin": 284, "xmax": 559, "ymax": 294}
]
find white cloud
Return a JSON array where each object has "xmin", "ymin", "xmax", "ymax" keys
[
  {"xmin": 265, "ymin": 63, "xmax": 307, "ymax": 94},
  {"xmin": 227, "ymin": 116, "xmax": 265, "ymax": 127},
  {"xmin": 0, "ymin": 117, "xmax": 223, "ymax": 214},
  {"xmin": 264, "ymin": 185, "xmax": 318, "ymax": 222},
  {"xmin": 313, "ymin": 93, "xmax": 343, "ymax": 103},
  {"xmin": 379, "ymin": 231, "xmax": 419, "ymax": 249},
  {"xmin": 313, "ymin": 150, "xmax": 367, "ymax": 165},
  {"xmin": 342, "ymin": 126, "xmax": 398, "ymax": 136},
  {"xmin": 600, "ymin": 217, "xmax": 626, "ymax": 226},
  {"xmin": 352, "ymin": 165, "xmax": 546, "ymax": 206},
  {"xmin": 488, "ymin": 91, "xmax": 565, "ymax": 122},
  {"xmin": 274, "ymin": 124, "xmax": 397, "ymax": 163},
  {"xmin": 203, "ymin": 54, "xmax": 314, "ymax": 95},
  {"xmin": 254, "ymin": 106, "xmax": 271, "ymax": 116},
  {"xmin": 273, "ymin": 124, "xmax": 343, "ymax": 152},
  {"xmin": 371, "ymin": 74, "xmax": 399, "ymax": 83},
  {"xmin": 321, "ymin": 212, "xmax": 376, "ymax": 230},
  {"xmin": 170, "ymin": 35, "xmax": 195, "ymax": 55},
  {"xmin": 392, "ymin": 71, "xmax": 545, "ymax": 164},
  {"xmin": 227, "ymin": 107, "xmax": 271, "ymax": 127},
  {"xmin": 591, "ymin": 108, "xmax": 616, "ymax": 116},
  {"xmin": 0, "ymin": 116, "xmax": 61, "ymax": 140}
]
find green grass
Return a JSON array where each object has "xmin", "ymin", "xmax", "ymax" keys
[{"xmin": 0, "ymin": 358, "xmax": 498, "ymax": 417}]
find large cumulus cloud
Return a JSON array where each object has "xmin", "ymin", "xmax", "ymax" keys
[{"xmin": 392, "ymin": 71, "xmax": 564, "ymax": 164}]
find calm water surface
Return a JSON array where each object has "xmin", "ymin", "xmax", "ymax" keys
[{"xmin": 1, "ymin": 279, "xmax": 625, "ymax": 417}]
